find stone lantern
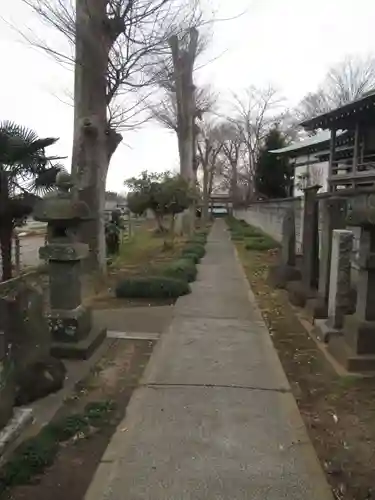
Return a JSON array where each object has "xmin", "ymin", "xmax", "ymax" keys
[{"xmin": 34, "ymin": 172, "xmax": 106, "ymax": 358}]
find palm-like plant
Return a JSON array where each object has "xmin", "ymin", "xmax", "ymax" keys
[{"xmin": 0, "ymin": 121, "xmax": 64, "ymax": 281}]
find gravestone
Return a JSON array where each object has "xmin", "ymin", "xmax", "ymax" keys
[
  {"xmin": 313, "ymin": 197, "xmax": 347, "ymax": 319},
  {"xmin": 281, "ymin": 207, "xmax": 296, "ymax": 267},
  {"xmin": 287, "ymin": 186, "xmax": 320, "ymax": 307},
  {"xmin": 268, "ymin": 207, "xmax": 300, "ymax": 288},
  {"xmin": 328, "ymin": 230, "xmax": 353, "ymax": 329},
  {"xmin": 34, "ymin": 172, "xmax": 106, "ymax": 359},
  {"xmin": 328, "ymin": 194, "xmax": 375, "ymax": 371},
  {"xmin": 301, "ymin": 185, "xmax": 320, "ymax": 290}
]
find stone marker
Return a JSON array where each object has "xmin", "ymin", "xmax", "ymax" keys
[
  {"xmin": 327, "ymin": 194, "xmax": 375, "ymax": 371},
  {"xmin": 327, "ymin": 230, "xmax": 353, "ymax": 329},
  {"xmin": 268, "ymin": 207, "xmax": 300, "ymax": 289},
  {"xmin": 314, "ymin": 197, "xmax": 346, "ymax": 318},
  {"xmin": 34, "ymin": 172, "xmax": 106, "ymax": 359},
  {"xmin": 301, "ymin": 185, "xmax": 320, "ymax": 290},
  {"xmin": 281, "ymin": 207, "xmax": 296, "ymax": 267}
]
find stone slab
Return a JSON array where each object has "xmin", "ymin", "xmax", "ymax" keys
[
  {"xmin": 144, "ymin": 317, "xmax": 290, "ymax": 391},
  {"xmin": 93, "ymin": 306, "xmax": 173, "ymax": 334},
  {"xmin": 328, "ymin": 333, "xmax": 375, "ymax": 372},
  {"xmin": 51, "ymin": 327, "xmax": 106, "ymax": 360},
  {"xmin": 85, "ymin": 386, "xmax": 332, "ymax": 500},
  {"xmin": 107, "ymin": 331, "xmax": 160, "ymax": 341},
  {"xmin": 0, "ymin": 408, "xmax": 33, "ymax": 456}
]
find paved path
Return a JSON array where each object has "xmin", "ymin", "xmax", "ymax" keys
[{"xmin": 85, "ymin": 220, "xmax": 332, "ymax": 500}]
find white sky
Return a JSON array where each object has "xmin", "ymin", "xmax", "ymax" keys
[{"xmin": 2, "ymin": 0, "xmax": 375, "ymax": 192}]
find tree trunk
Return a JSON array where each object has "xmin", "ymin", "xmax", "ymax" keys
[
  {"xmin": 71, "ymin": 0, "xmax": 112, "ymax": 272},
  {"xmin": 231, "ymin": 162, "xmax": 238, "ymax": 207},
  {"xmin": 0, "ymin": 223, "xmax": 13, "ymax": 282},
  {"xmin": 202, "ymin": 166, "xmax": 209, "ymax": 225}
]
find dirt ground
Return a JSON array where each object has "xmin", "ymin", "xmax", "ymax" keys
[
  {"xmin": 4, "ymin": 338, "xmax": 155, "ymax": 500},
  {"xmin": 237, "ymin": 245, "xmax": 375, "ymax": 500}
]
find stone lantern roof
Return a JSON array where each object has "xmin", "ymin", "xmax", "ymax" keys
[{"xmin": 33, "ymin": 172, "xmax": 91, "ymax": 222}]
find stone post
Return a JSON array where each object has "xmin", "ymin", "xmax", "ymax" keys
[
  {"xmin": 302, "ymin": 185, "xmax": 321, "ymax": 290},
  {"xmin": 318, "ymin": 197, "xmax": 347, "ymax": 305},
  {"xmin": 281, "ymin": 207, "xmax": 296, "ymax": 267},
  {"xmin": 328, "ymin": 230, "xmax": 353, "ymax": 329}
]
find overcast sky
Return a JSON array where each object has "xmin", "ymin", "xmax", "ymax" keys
[{"xmin": 2, "ymin": 0, "xmax": 375, "ymax": 192}]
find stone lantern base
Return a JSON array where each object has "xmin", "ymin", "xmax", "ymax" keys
[{"xmin": 48, "ymin": 306, "xmax": 106, "ymax": 360}]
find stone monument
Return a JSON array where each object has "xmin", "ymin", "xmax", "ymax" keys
[
  {"xmin": 287, "ymin": 185, "xmax": 320, "ymax": 307},
  {"xmin": 312, "ymin": 197, "xmax": 347, "ymax": 319},
  {"xmin": 328, "ymin": 194, "xmax": 375, "ymax": 371},
  {"xmin": 313, "ymin": 229, "xmax": 353, "ymax": 343},
  {"xmin": 34, "ymin": 172, "xmax": 106, "ymax": 359},
  {"xmin": 268, "ymin": 206, "xmax": 300, "ymax": 288}
]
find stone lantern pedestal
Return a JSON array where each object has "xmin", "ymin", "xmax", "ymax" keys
[{"xmin": 34, "ymin": 173, "xmax": 106, "ymax": 359}]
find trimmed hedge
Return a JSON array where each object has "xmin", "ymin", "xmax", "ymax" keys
[
  {"xmin": 181, "ymin": 243, "xmax": 206, "ymax": 260},
  {"xmin": 162, "ymin": 258, "xmax": 197, "ymax": 283},
  {"xmin": 245, "ymin": 237, "xmax": 278, "ymax": 251},
  {"xmin": 181, "ymin": 251, "xmax": 200, "ymax": 264},
  {"xmin": 115, "ymin": 276, "xmax": 190, "ymax": 299}
]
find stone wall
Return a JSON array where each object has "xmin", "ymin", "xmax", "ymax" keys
[
  {"xmin": 235, "ymin": 198, "xmax": 304, "ymax": 254},
  {"xmin": 235, "ymin": 197, "xmax": 361, "ymax": 283}
]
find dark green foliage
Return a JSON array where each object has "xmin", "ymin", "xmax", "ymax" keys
[
  {"xmin": 0, "ymin": 400, "xmax": 116, "ymax": 491},
  {"xmin": 115, "ymin": 276, "xmax": 190, "ymax": 299},
  {"xmin": 0, "ymin": 121, "xmax": 63, "ymax": 281},
  {"xmin": 0, "ymin": 430, "xmax": 58, "ymax": 487},
  {"xmin": 181, "ymin": 252, "xmax": 200, "ymax": 264},
  {"xmin": 245, "ymin": 237, "xmax": 278, "ymax": 251},
  {"xmin": 46, "ymin": 414, "xmax": 89, "ymax": 442},
  {"xmin": 162, "ymin": 258, "xmax": 197, "ymax": 283},
  {"xmin": 255, "ymin": 126, "xmax": 293, "ymax": 199},
  {"xmin": 181, "ymin": 243, "xmax": 206, "ymax": 260}
]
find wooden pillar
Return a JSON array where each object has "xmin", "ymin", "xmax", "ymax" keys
[
  {"xmin": 353, "ymin": 122, "xmax": 360, "ymax": 175},
  {"xmin": 328, "ymin": 128, "xmax": 336, "ymax": 192}
]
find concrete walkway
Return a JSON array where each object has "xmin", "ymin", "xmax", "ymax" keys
[{"xmin": 85, "ymin": 220, "xmax": 333, "ymax": 500}]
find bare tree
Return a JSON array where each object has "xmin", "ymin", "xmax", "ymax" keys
[
  {"xmin": 22, "ymin": 0, "xmax": 201, "ymax": 270},
  {"xmin": 214, "ymin": 121, "xmax": 243, "ymax": 205},
  {"xmin": 297, "ymin": 55, "xmax": 375, "ymax": 123},
  {"xmin": 230, "ymin": 85, "xmax": 284, "ymax": 202},
  {"xmin": 196, "ymin": 119, "xmax": 223, "ymax": 222}
]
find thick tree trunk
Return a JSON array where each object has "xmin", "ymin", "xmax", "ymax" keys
[{"xmin": 71, "ymin": 0, "xmax": 112, "ymax": 272}]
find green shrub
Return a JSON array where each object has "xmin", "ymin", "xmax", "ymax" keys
[
  {"xmin": 162, "ymin": 258, "xmax": 197, "ymax": 283},
  {"xmin": 115, "ymin": 276, "xmax": 190, "ymax": 299},
  {"xmin": 181, "ymin": 243, "xmax": 206, "ymax": 260},
  {"xmin": 245, "ymin": 237, "xmax": 278, "ymax": 251},
  {"xmin": 181, "ymin": 252, "xmax": 200, "ymax": 264},
  {"xmin": 0, "ymin": 430, "xmax": 58, "ymax": 487},
  {"xmin": 0, "ymin": 401, "xmax": 116, "ymax": 492},
  {"xmin": 189, "ymin": 233, "xmax": 207, "ymax": 245}
]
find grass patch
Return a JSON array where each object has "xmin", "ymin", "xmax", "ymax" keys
[
  {"xmin": 244, "ymin": 236, "xmax": 279, "ymax": 251},
  {"xmin": 115, "ymin": 276, "xmax": 190, "ymax": 299},
  {"xmin": 0, "ymin": 401, "xmax": 115, "ymax": 492}
]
